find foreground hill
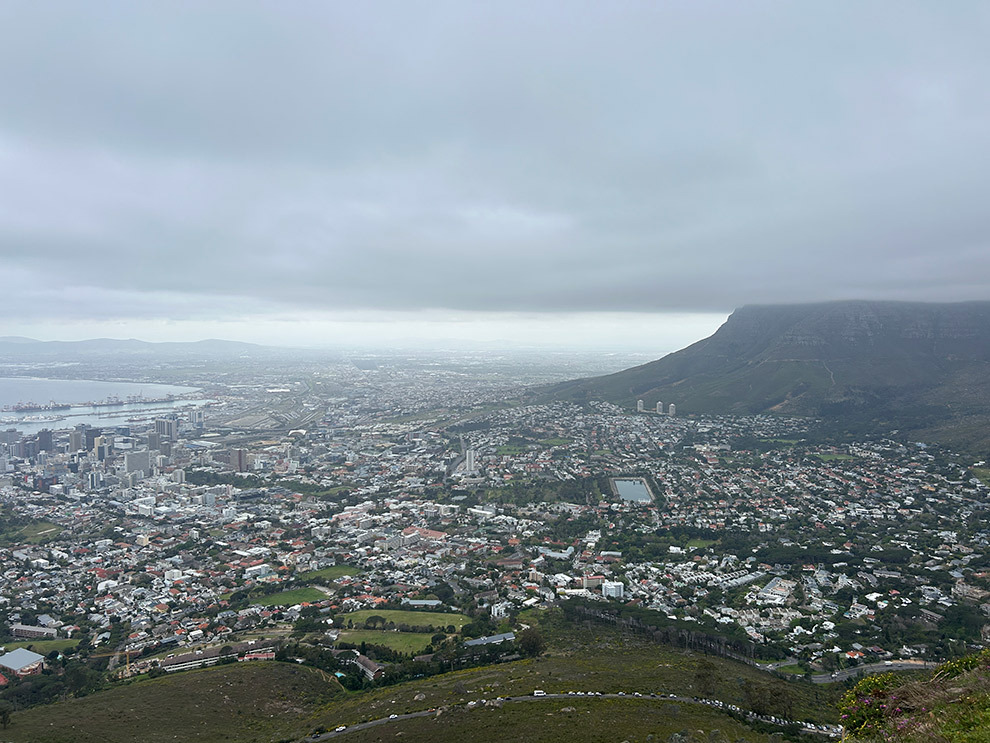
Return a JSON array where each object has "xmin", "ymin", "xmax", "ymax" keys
[
  {"xmin": 840, "ymin": 649, "xmax": 990, "ymax": 742},
  {"xmin": 2, "ymin": 661, "xmax": 342, "ymax": 743},
  {"xmin": 548, "ymin": 301, "xmax": 990, "ymax": 450},
  {"xmin": 3, "ymin": 618, "xmax": 843, "ymax": 743}
]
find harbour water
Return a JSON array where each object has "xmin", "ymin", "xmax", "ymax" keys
[{"xmin": 0, "ymin": 377, "xmax": 208, "ymax": 434}]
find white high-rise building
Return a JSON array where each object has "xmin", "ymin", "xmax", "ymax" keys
[
  {"xmin": 602, "ymin": 581, "xmax": 624, "ymax": 599},
  {"xmin": 465, "ymin": 449, "xmax": 476, "ymax": 473},
  {"xmin": 656, "ymin": 401, "xmax": 663, "ymax": 414},
  {"xmin": 636, "ymin": 399, "xmax": 644, "ymax": 412},
  {"xmin": 668, "ymin": 403, "xmax": 676, "ymax": 416}
]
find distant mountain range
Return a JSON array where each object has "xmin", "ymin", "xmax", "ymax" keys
[{"xmin": 548, "ymin": 301, "xmax": 990, "ymax": 451}]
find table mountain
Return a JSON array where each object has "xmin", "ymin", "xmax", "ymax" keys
[{"xmin": 549, "ymin": 301, "xmax": 990, "ymax": 450}]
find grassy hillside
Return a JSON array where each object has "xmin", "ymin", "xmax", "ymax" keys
[
  {"xmin": 0, "ymin": 614, "xmax": 852, "ymax": 743},
  {"xmin": 338, "ymin": 697, "xmax": 773, "ymax": 743},
  {"xmin": 3, "ymin": 662, "xmax": 342, "ymax": 743},
  {"xmin": 840, "ymin": 649, "xmax": 990, "ymax": 742},
  {"xmin": 307, "ymin": 613, "xmax": 843, "ymax": 734}
]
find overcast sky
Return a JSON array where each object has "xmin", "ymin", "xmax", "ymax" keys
[{"xmin": 2, "ymin": 2, "xmax": 989, "ymax": 352}]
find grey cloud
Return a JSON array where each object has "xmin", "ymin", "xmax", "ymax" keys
[{"xmin": 2, "ymin": 1, "xmax": 990, "ymax": 323}]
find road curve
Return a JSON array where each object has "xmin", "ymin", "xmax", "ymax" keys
[
  {"xmin": 302, "ymin": 691, "xmax": 842, "ymax": 742},
  {"xmin": 809, "ymin": 660, "xmax": 936, "ymax": 684}
]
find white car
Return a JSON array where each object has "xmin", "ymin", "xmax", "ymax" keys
[{"xmin": 335, "ymin": 726, "xmax": 346, "ymax": 732}]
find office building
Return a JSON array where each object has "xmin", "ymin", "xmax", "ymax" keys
[
  {"xmin": 124, "ymin": 450, "xmax": 151, "ymax": 475},
  {"xmin": 155, "ymin": 418, "xmax": 178, "ymax": 442},
  {"xmin": 36, "ymin": 429, "xmax": 53, "ymax": 452}
]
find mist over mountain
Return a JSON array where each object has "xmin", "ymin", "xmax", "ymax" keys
[{"xmin": 548, "ymin": 301, "xmax": 990, "ymax": 450}]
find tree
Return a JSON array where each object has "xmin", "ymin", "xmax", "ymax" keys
[
  {"xmin": 693, "ymin": 659, "xmax": 717, "ymax": 696},
  {"xmin": 741, "ymin": 680, "xmax": 773, "ymax": 716},
  {"xmin": 0, "ymin": 701, "xmax": 12, "ymax": 730},
  {"xmin": 517, "ymin": 627, "xmax": 545, "ymax": 657}
]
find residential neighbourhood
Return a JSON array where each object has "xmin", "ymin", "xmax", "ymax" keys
[{"xmin": 2, "ymin": 362, "xmax": 990, "ymax": 696}]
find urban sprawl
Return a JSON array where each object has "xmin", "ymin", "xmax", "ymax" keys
[{"xmin": 1, "ymin": 363, "xmax": 988, "ymax": 692}]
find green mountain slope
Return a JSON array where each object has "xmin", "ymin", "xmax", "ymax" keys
[
  {"xmin": 1, "ymin": 661, "xmax": 342, "ymax": 743},
  {"xmin": 547, "ymin": 301, "xmax": 990, "ymax": 449},
  {"xmin": 1, "ymin": 618, "xmax": 843, "ymax": 743}
]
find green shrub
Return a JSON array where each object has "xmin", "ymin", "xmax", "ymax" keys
[{"xmin": 838, "ymin": 673, "xmax": 898, "ymax": 738}]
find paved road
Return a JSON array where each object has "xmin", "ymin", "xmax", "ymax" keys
[
  {"xmin": 302, "ymin": 691, "xmax": 842, "ymax": 741},
  {"xmin": 810, "ymin": 660, "xmax": 936, "ymax": 684},
  {"xmin": 724, "ymin": 651, "xmax": 800, "ymax": 671},
  {"xmin": 726, "ymin": 652, "xmax": 935, "ymax": 683}
]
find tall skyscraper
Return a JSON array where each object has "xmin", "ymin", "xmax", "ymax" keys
[
  {"xmin": 155, "ymin": 418, "xmax": 178, "ymax": 442},
  {"xmin": 656, "ymin": 401, "xmax": 663, "ymax": 414},
  {"xmin": 668, "ymin": 403, "xmax": 676, "ymax": 416},
  {"xmin": 636, "ymin": 399, "xmax": 645, "ymax": 412},
  {"xmin": 36, "ymin": 429, "xmax": 53, "ymax": 452}
]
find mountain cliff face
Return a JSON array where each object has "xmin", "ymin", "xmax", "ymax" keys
[{"xmin": 549, "ymin": 301, "xmax": 990, "ymax": 449}]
